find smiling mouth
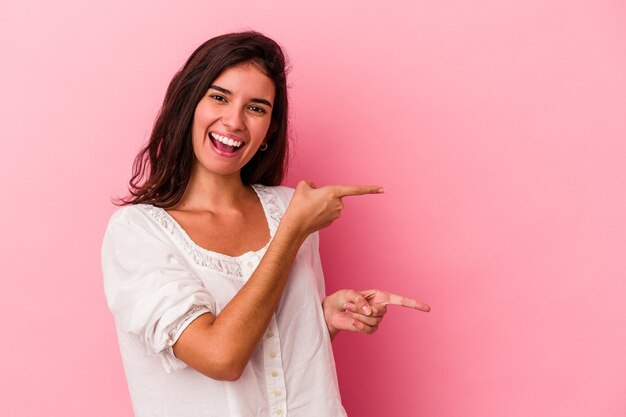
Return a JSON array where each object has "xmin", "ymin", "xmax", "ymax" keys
[{"xmin": 209, "ymin": 132, "xmax": 245, "ymax": 154}]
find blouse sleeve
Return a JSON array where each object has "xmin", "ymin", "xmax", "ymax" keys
[
  {"xmin": 101, "ymin": 206, "xmax": 216, "ymax": 373},
  {"xmin": 310, "ymin": 231, "xmax": 327, "ymax": 301},
  {"xmin": 271, "ymin": 185, "xmax": 327, "ymax": 301}
]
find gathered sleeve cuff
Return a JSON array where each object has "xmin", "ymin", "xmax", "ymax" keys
[
  {"xmin": 159, "ymin": 305, "xmax": 212, "ymax": 372},
  {"xmin": 101, "ymin": 206, "xmax": 216, "ymax": 373}
]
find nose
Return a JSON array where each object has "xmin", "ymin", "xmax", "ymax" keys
[{"xmin": 221, "ymin": 104, "xmax": 245, "ymax": 131}]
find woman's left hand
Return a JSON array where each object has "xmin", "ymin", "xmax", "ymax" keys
[{"xmin": 322, "ymin": 289, "xmax": 430, "ymax": 339}]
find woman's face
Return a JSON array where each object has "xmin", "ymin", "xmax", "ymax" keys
[{"xmin": 191, "ymin": 62, "xmax": 275, "ymax": 180}]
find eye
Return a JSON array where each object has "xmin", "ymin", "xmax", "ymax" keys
[
  {"xmin": 248, "ymin": 105, "xmax": 267, "ymax": 114},
  {"xmin": 210, "ymin": 94, "xmax": 227, "ymax": 102}
]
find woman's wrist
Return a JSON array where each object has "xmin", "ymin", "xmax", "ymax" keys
[{"xmin": 275, "ymin": 214, "xmax": 309, "ymax": 247}]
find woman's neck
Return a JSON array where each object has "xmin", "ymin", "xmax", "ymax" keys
[{"xmin": 173, "ymin": 168, "xmax": 251, "ymax": 212}]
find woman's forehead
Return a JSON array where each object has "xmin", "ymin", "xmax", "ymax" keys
[{"xmin": 210, "ymin": 62, "xmax": 275, "ymax": 102}]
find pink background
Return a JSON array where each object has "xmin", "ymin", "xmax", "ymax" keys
[{"xmin": 1, "ymin": 1, "xmax": 625, "ymax": 416}]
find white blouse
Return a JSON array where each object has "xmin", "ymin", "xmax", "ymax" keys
[{"xmin": 101, "ymin": 185, "xmax": 347, "ymax": 417}]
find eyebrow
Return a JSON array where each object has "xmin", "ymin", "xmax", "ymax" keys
[{"xmin": 209, "ymin": 85, "xmax": 273, "ymax": 108}]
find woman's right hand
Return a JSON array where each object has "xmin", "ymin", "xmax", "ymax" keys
[{"xmin": 280, "ymin": 180, "xmax": 384, "ymax": 240}]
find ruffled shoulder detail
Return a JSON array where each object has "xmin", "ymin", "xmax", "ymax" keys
[{"xmin": 250, "ymin": 184, "xmax": 287, "ymax": 233}]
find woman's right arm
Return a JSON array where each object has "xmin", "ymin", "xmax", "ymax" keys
[{"xmin": 172, "ymin": 181, "xmax": 383, "ymax": 381}]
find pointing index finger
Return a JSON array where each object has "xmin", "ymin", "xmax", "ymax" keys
[
  {"xmin": 386, "ymin": 293, "xmax": 431, "ymax": 312},
  {"xmin": 330, "ymin": 185, "xmax": 384, "ymax": 197}
]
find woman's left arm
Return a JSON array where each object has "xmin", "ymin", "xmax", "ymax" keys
[{"xmin": 322, "ymin": 289, "xmax": 431, "ymax": 340}]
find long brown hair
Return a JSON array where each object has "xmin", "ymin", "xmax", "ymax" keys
[{"xmin": 117, "ymin": 31, "xmax": 290, "ymax": 208}]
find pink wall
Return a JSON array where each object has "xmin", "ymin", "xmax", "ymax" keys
[{"xmin": 1, "ymin": 1, "xmax": 625, "ymax": 416}]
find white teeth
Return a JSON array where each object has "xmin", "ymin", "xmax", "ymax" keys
[{"xmin": 210, "ymin": 132, "xmax": 242, "ymax": 148}]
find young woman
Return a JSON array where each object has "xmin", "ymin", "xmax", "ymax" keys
[{"xmin": 102, "ymin": 31, "xmax": 429, "ymax": 417}]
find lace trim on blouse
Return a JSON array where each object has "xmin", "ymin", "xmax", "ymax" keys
[{"xmin": 138, "ymin": 184, "xmax": 284, "ymax": 278}]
